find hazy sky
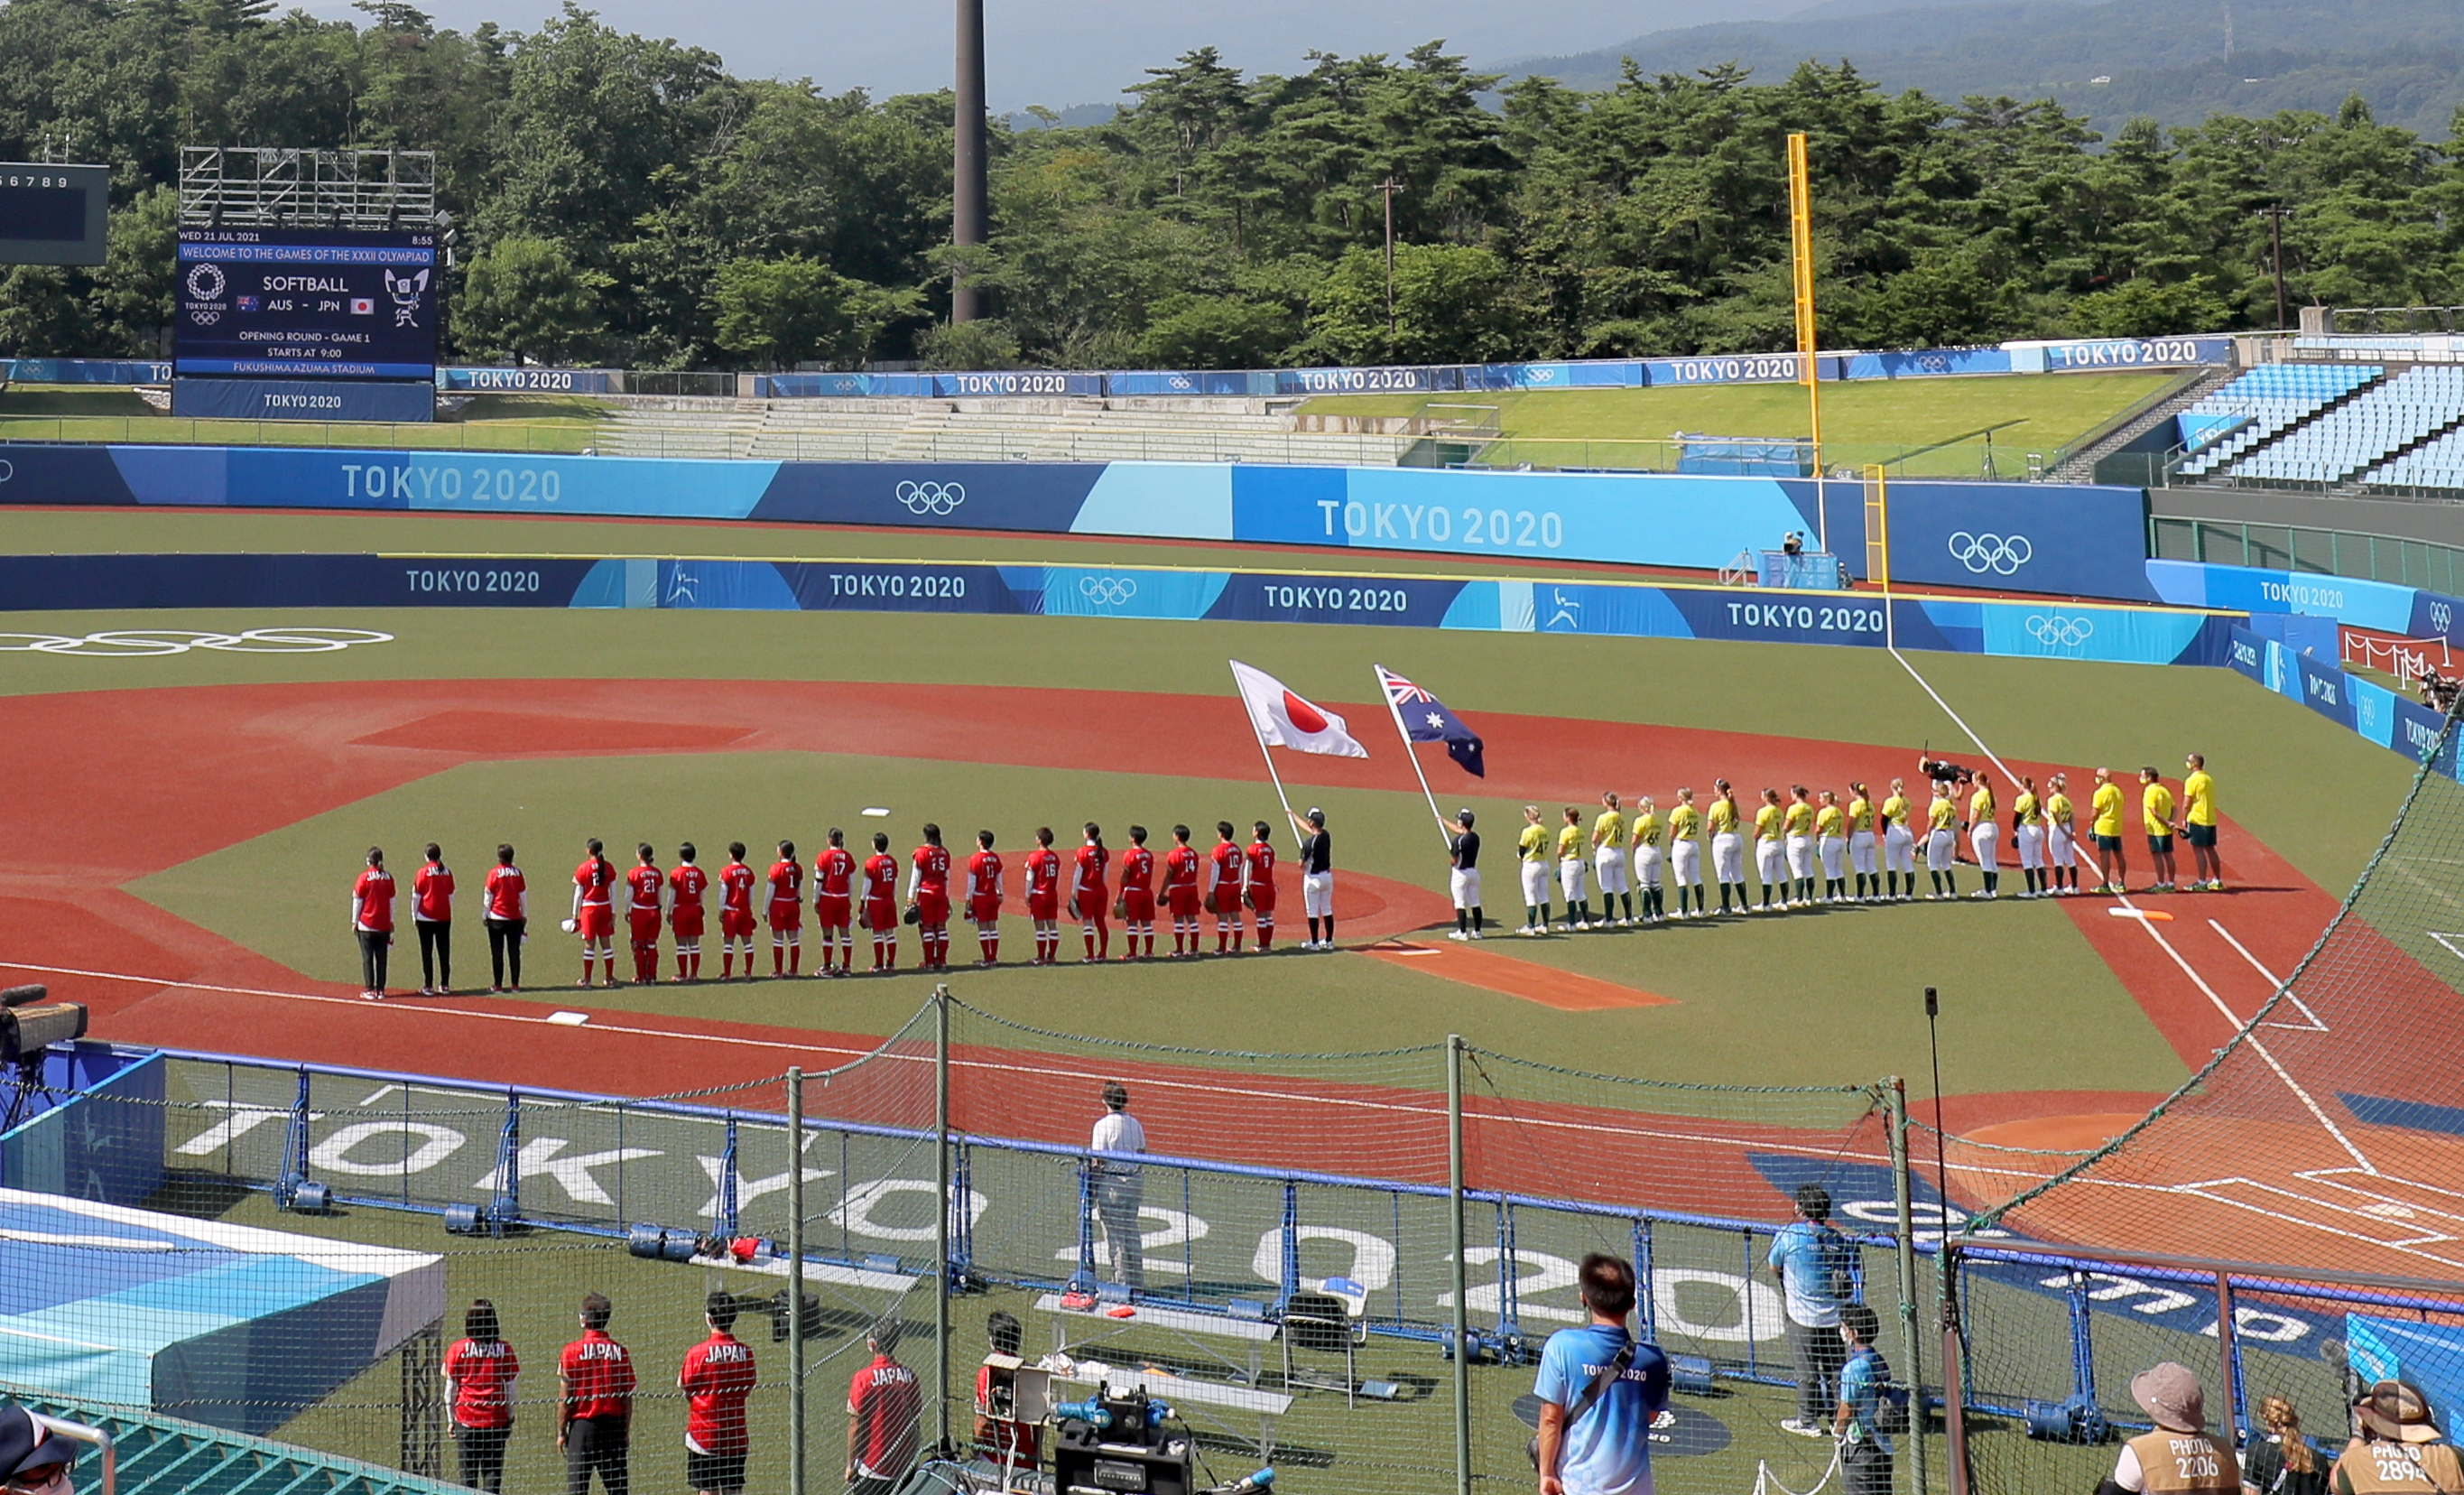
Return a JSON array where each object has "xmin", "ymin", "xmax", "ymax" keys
[{"xmin": 299, "ymin": 0, "xmax": 1808, "ymax": 109}]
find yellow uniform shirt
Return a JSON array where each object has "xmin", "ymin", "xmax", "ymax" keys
[
  {"xmin": 2183, "ymin": 770, "xmax": 2215, "ymax": 826},
  {"xmin": 1969, "ymin": 784, "xmax": 1996, "ymax": 822},
  {"xmin": 1814, "ymin": 805, "xmax": 1845, "ymax": 838},
  {"xmin": 1754, "ymin": 804, "xmax": 1783, "ymax": 841},
  {"xmin": 1783, "ymin": 803, "xmax": 1814, "ymax": 837},
  {"xmin": 1518, "ymin": 823, "xmax": 1551, "ymax": 862},
  {"xmin": 2091, "ymin": 783, "xmax": 2125, "ymax": 837},
  {"xmin": 1556, "ymin": 824, "xmax": 1584, "ymax": 860},
  {"xmin": 1882, "ymin": 793, "xmax": 1911, "ymax": 828},
  {"xmin": 1632, "ymin": 812, "xmax": 1663, "ymax": 850},
  {"xmin": 2014, "ymin": 791, "xmax": 2041, "ymax": 825},
  {"xmin": 2144, "ymin": 783, "xmax": 2176, "ymax": 830},
  {"xmin": 1928, "ymin": 797, "xmax": 1959, "ymax": 832},
  {"xmin": 1593, "ymin": 810, "xmax": 1627, "ymax": 849},
  {"xmin": 1669, "ymin": 804, "xmax": 1702, "ymax": 842},
  {"xmin": 2046, "ymin": 791, "xmax": 2073, "ymax": 828},
  {"xmin": 1707, "ymin": 800, "xmax": 1738, "ymax": 836},
  {"xmin": 1848, "ymin": 796, "xmax": 1874, "ymax": 833}
]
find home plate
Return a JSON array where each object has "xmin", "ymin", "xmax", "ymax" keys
[
  {"xmin": 2107, "ymin": 907, "xmax": 2175, "ymax": 922},
  {"xmin": 548, "ymin": 1010, "xmax": 592, "ymax": 1025}
]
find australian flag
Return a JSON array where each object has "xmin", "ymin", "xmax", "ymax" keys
[{"xmin": 1376, "ymin": 664, "xmax": 1486, "ymax": 777}]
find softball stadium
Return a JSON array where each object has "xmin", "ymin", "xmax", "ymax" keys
[{"xmin": 6, "ymin": 332, "xmax": 2464, "ymax": 1495}]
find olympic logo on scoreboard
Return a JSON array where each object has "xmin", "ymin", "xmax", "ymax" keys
[
  {"xmin": 184, "ymin": 263, "xmax": 227, "ymax": 301},
  {"xmin": 1949, "ymin": 532, "xmax": 2033, "ymax": 575},
  {"xmin": 895, "ymin": 480, "xmax": 966, "ymax": 516},
  {"xmin": 2024, "ymin": 614, "xmax": 2095, "ymax": 651},
  {"xmin": 1078, "ymin": 575, "xmax": 1139, "ymax": 607},
  {"xmin": 0, "ymin": 627, "xmax": 395, "ymax": 657}
]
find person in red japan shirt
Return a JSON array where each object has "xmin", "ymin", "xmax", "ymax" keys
[
  {"xmin": 861, "ymin": 831, "xmax": 902, "ymax": 973},
  {"xmin": 1024, "ymin": 827, "xmax": 1063, "ymax": 966},
  {"xmin": 1244, "ymin": 820, "xmax": 1280, "ymax": 952},
  {"xmin": 766, "ymin": 840, "xmax": 804, "ymax": 977},
  {"xmin": 625, "ymin": 844, "xmax": 665, "ymax": 986},
  {"xmin": 483, "ymin": 843, "xmax": 528, "ymax": 994},
  {"xmin": 965, "ymin": 831, "xmax": 1005, "ymax": 966},
  {"xmin": 1117, "ymin": 826, "xmax": 1158, "ymax": 961},
  {"xmin": 907, "ymin": 824, "xmax": 954, "ymax": 971},
  {"xmin": 1161, "ymin": 825, "xmax": 1204, "ymax": 958},
  {"xmin": 1209, "ymin": 821, "xmax": 1246, "ymax": 953},
  {"xmin": 441, "ymin": 1298, "xmax": 518, "ymax": 1495},
  {"xmin": 558, "ymin": 1292, "xmax": 635, "ymax": 1495},
  {"xmin": 718, "ymin": 842, "xmax": 758, "ymax": 980},
  {"xmin": 678, "ymin": 1293, "xmax": 756, "ymax": 1495},
  {"xmin": 352, "ymin": 846, "xmax": 395, "ymax": 999},
  {"xmin": 667, "ymin": 843, "xmax": 709, "ymax": 983},
  {"xmin": 1071, "ymin": 822, "xmax": 1112, "ymax": 962},
  {"xmin": 412, "ymin": 842, "xmax": 455, "ymax": 996},
  {"xmin": 570, "ymin": 839, "xmax": 618, "ymax": 989},
  {"xmin": 814, "ymin": 830, "xmax": 857, "ymax": 978}
]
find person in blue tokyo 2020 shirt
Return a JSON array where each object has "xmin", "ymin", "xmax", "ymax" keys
[
  {"xmin": 1533, "ymin": 1253, "xmax": 1672, "ymax": 1495},
  {"xmin": 1766, "ymin": 1182, "xmax": 1855, "ymax": 1438}
]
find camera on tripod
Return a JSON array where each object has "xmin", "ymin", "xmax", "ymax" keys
[{"xmin": 0, "ymin": 986, "xmax": 86, "ymax": 1066}]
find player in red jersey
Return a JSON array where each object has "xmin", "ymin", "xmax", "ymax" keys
[
  {"xmin": 1024, "ymin": 827, "xmax": 1062, "ymax": 964},
  {"xmin": 1209, "ymin": 821, "xmax": 1246, "ymax": 953},
  {"xmin": 625, "ymin": 844, "xmax": 665, "ymax": 985},
  {"xmin": 1161, "ymin": 825, "xmax": 1203, "ymax": 957},
  {"xmin": 814, "ymin": 830, "xmax": 857, "ymax": 977},
  {"xmin": 352, "ymin": 846, "xmax": 396, "ymax": 999},
  {"xmin": 1244, "ymin": 821, "xmax": 1279, "ymax": 952},
  {"xmin": 1117, "ymin": 826, "xmax": 1157, "ymax": 960},
  {"xmin": 965, "ymin": 830, "xmax": 1004, "ymax": 966},
  {"xmin": 765, "ymin": 840, "xmax": 804, "ymax": 977},
  {"xmin": 412, "ymin": 842, "xmax": 455, "ymax": 996},
  {"xmin": 718, "ymin": 842, "xmax": 757, "ymax": 980},
  {"xmin": 668, "ymin": 843, "xmax": 709, "ymax": 982},
  {"xmin": 907, "ymin": 824, "xmax": 954, "ymax": 970},
  {"xmin": 570, "ymin": 839, "xmax": 618, "ymax": 988},
  {"xmin": 1071, "ymin": 822, "xmax": 1111, "ymax": 962},
  {"xmin": 860, "ymin": 831, "xmax": 900, "ymax": 971},
  {"xmin": 484, "ymin": 843, "xmax": 528, "ymax": 993}
]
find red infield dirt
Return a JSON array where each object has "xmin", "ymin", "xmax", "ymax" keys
[{"xmin": 1357, "ymin": 938, "xmax": 1677, "ymax": 1010}]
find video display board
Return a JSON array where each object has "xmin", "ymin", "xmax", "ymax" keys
[
  {"xmin": 0, "ymin": 164, "xmax": 109, "ymax": 266},
  {"xmin": 174, "ymin": 228, "xmax": 438, "ymax": 380}
]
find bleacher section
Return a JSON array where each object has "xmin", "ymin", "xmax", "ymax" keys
[
  {"xmin": 2228, "ymin": 365, "xmax": 2464, "ymax": 486},
  {"xmin": 2175, "ymin": 362, "xmax": 2383, "ymax": 476},
  {"xmin": 599, "ymin": 398, "xmax": 1429, "ymax": 465},
  {"xmin": 2364, "ymin": 422, "xmax": 2464, "ymax": 491}
]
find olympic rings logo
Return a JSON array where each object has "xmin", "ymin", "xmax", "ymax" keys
[
  {"xmin": 2025, "ymin": 614, "xmax": 2094, "ymax": 650},
  {"xmin": 1078, "ymin": 575, "xmax": 1139, "ymax": 607},
  {"xmin": 0, "ymin": 627, "xmax": 395, "ymax": 657},
  {"xmin": 1948, "ymin": 531, "xmax": 2033, "ymax": 574},
  {"xmin": 895, "ymin": 480, "xmax": 966, "ymax": 516}
]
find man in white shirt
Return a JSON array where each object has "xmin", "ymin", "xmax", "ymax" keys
[{"xmin": 1089, "ymin": 1082, "xmax": 1146, "ymax": 1294}]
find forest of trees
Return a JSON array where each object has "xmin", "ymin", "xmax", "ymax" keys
[{"xmin": 2, "ymin": 0, "xmax": 2460, "ymax": 371}]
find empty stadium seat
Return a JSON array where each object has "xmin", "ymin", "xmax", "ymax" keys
[
  {"xmin": 2175, "ymin": 363, "xmax": 2383, "ymax": 477},
  {"xmin": 2220, "ymin": 365, "xmax": 2464, "ymax": 487}
]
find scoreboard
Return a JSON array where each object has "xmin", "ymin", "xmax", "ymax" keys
[
  {"xmin": 175, "ymin": 228, "xmax": 439, "ymax": 381},
  {"xmin": 0, "ymin": 163, "xmax": 109, "ymax": 266}
]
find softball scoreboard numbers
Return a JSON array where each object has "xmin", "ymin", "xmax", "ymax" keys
[{"xmin": 0, "ymin": 163, "xmax": 109, "ymax": 266}]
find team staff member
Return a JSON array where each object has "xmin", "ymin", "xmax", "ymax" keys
[
  {"xmin": 846, "ymin": 1318, "xmax": 921, "ymax": 1495},
  {"xmin": 2046, "ymin": 774, "xmax": 2079, "ymax": 896},
  {"xmin": 2141, "ymin": 768, "xmax": 2180, "ymax": 893},
  {"xmin": 1243, "ymin": 821, "xmax": 1279, "ymax": 951},
  {"xmin": 1089, "ymin": 1080, "xmax": 1147, "ymax": 1290},
  {"xmin": 907, "ymin": 825, "xmax": 953, "ymax": 971},
  {"xmin": 352, "ymin": 847, "xmax": 395, "ymax": 1000},
  {"xmin": 1556, "ymin": 807, "xmax": 1592, "ymax": 931},
  {"xmin": 625, "ymin": 845, "xmax": 664, "ymax": 986},
  {"xmin": 559, "ymin": 1292, "xmax": 635, "ymax": 1495},
  {"xmin": 2012, "ymin": 777, "xmax": 2045, "ymax": 899},
  {"xmin": 1517, "ymin": 804, "xmax": 1553, "ymax": 935},
  {"xmin": 1161, "ymin": 826, "xmax": 1203, "ymax": 957},
  {"xmin": 1532, "ymin": 1254, "xmax": 1672, "ymax": 1495},
  {"xmin": 1632, "ymin": 796, "xmax": 1666, "ymax": 924},
  {"xmin": 815, "ymin": 831, "xmax": 857, "ymax": 977},
  {"xmin": 484, "ymin": 843, "xmax": 527, "ymax": 993},
  {"xmin": 1118, "ymin": 825, "xmax": 1158, "ymax": 960},
  {"xmin": 966, "ymin": 830, "xmax": 1005, "ymax": 966},
  {"xmin": 1834, "ymin": 1305, "xmax": 1900, "ymax": 1495},
  {"xmin": 765, "ymin": 840, "xmax": 804, "ymax": 977},
  {"xmin": 2333, "ymin": 1379, "xmax": 2464, "ymax": 1495},
  {"xmin": 1783, "ymin": 786, "xmax": 1816, "ymax": 908},
  {"xmin": 679, "ymin": 1293, "xmax": 756, "ymax": 1495},
  {"xmin": 669, "ymin": 844, "xmax": 708, "ymax": 982},
  {"xmin": 861, "ymin": 833, "xmax": 900, "ymax": 972},
  {"xmin": 1968, "ymin": 774, "xmax": 2000, "ymax": 900},
  {"xmin": 571, "ymin": 839, "xmax": 618, "ymax": 989},
  {"xmin": 1924, "ymin": 783, "xmax": 1960, "ymax": 900},
  {"xmin": 1025, "ymin": 828, "xmax": 1063, "ymax": 965},
  {"xmin": 413, "ymin": 843, "xmax": 454, "ymax": 996},
  {"xmin": 2182, "ymin": 754, "xmax": 2223, "ymax": 891},
  {"xmin": 1814, "ymin": 790, "xmax": 1847, "ymax": 903},
  {"xmin": 1709, "ymin": 781, "xmax": 1746, "ymax": 915},
  {"xmin": 1447, "ymin": 809, "xmax": 1483, "ymax": 940},
  {"xmin": 2090, "ymin": 767, "xmax": 2129, "ymax": 895},
  {"xmin": 2097, "ymin": 1361, "xmax": 2237, "ymax": 1495},
  {"xmin": 1209, "ymin": 822, "xmax": 1246, "ymax": 953},
  {"xmin": 1882, "ymin": 778, "xmax": 1916, "ymax": 902},
  {"xmin": 1592, "ymin": 793, "xmax": 1633, "ymax": 927},
  {"xmin": 1753, "ymin": 788, "xmax": 1786, "ymax": 912},
  {"xmin": 1295, "ymin": 808, "xmax": 1335, "ymax": 951},
  {"xmin": 1669, "ymin": 788, "xmax": 1705, "ymax": 919},
  {"xmin": 442, "ymin": 1299, "xmax": 518, "ymax": 1495}
]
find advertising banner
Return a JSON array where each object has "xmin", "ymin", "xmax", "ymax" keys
[{"xmin": 171, "ymin": 377, "xmax": 434, "ymax": 423}]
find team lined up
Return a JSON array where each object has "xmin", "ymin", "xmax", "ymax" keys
[{"xmin": 347, "ymin": 814, "xmax": 1331, "ymax": 998}]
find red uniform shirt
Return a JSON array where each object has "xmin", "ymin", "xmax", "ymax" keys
[
  {"xmin": 1163, "ymin": 845, "xmax": 1201, "ymax": 903},
  {"xmin": 1119, "ymin": 846, "xmax": 1155, "ymax": 895},
  {"xmin": 1244, "ymin": 840, "xmax": 1278, "ymax": 905},
  {"xmin": 484, "ymin": 865, "xmax": 526, "ymax": 921},
  {"xmin": 911, "ymin": 844, "xmax": 952, "ymax": 896},
  {"xmin": 1025, "ymin": 848, "xmax": 1061, "ymax": 902},
  {"xmin": 679, "ymin": 1331, "xmax": 756, "ymax": 1455},
  {"xmin": 1071, "ymin": 844, "xmax": 1109, "ymax": 900},
  {"xmin": 560, "ymin": 1328, "xmax": 635, "ymax": 1421},
  {"xmin": 720, "ymin": 861, "xmax": 756, "ymax": 916},
  {"xmin": 1209, "ymin": 841, "xmax": 1244, "ymax": 896},
  {"xmin": 765, "ymin": 859, "xmax": 803, "ymax": 906},
  {"xmin": 966, "ymin": 850, "xmax": 1003, "ymax": 902},
  {"xmin": 668, "ymin": 864, "xmax": 709, "ymax": 915},
  {"xmin": 412, "ymin": 862, "xmax": 454, "ymax": 923},
  {"xmin": 848, "ymin": 1355, "xmax": 922, "ymax": 1481},
  {"xmin": 816, "ymin": 848, "xmax": 856, "ymax": 901},
  {"xmin": 626, "ymin": 865, "xmax": 662, "ymax": 913},
  {"xmin": 863, "ymin": 853, "xmax": 899, "ymax": 905},
  {"xmin": 444, "ymin": 1336, "xmax": 519, "ymax": 1431},
  {"xmin": 573, "ymin": 858, "xmax": 616, "ymax": 909},
  {"xmin": 353, "ymin": 868, "xmax": 395, "ymax": 933}
]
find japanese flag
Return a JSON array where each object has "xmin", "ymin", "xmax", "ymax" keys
[{"xmin": 1229, "ymin": 660, "xmax": 1368, "ymax": 758}]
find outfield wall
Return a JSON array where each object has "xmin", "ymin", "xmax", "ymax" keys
[
  {"xmin": 2150, "ymin": 558, "xmax": 2464, "ymax": 645},
  {"xmin": 2227, "ymin": 624, "xmax": 2463, "ymax": 778},
  {"xmin": 0, "ymin": 442, "xmax": 2159, "ymax": 599}
]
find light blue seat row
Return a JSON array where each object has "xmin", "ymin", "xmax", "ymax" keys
[
  {"xmin": 2225, "ymin": 366, "xmax": 2464, "ymax": 485},
  {"xmin": 2177, "ymin": 363, "xmax": 2384, "ymax": 474}
]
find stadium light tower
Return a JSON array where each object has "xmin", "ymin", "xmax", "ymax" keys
[{"xmin": 952, "ymin": 0, "xmax": 989, "ymax": 323}]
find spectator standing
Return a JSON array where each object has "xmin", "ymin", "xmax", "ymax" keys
[
  {"xmin": 2332, "ymin": 1380, "xmax": 2463, "ymax": 1495},
  {"xmin": 351, "ymin": 847, "xmax": 395, "ymax": 1000},
  {"xmin": 1532, "ymin": 1252, "xmax": 1672, "ymax": 1495},
  {"xmin": 2241, "ymin": 1395, "xmax": 2325, "ymax": 1495},
  {"xmin": 442, "ymin": 1298, "xmax": 518, "ymax": 1495},
  {"xmin": 1834, "ymin": 1304, "xmax": 1904, "ymax": 1495},
  {"xmin": 483, "ymin": 844, "xmax": 527, "ymax": 993},
  {"xmin": 1768, "ymin": 1183, "xmax": 1852, "ymax": 1438},
  {"xmin": 679, "ymin": 1292, "xmax": 756, "ymax": 1495},
  {"xmin": 1089, "ymin": 1081, "xmax": 1147, "ymax": 1293},
  {"xmin": 2098, "ymin": 1360, "xmax": 2239, "ymax": 1494},
  {"xmin": 558, "ymin": 1291, "xmax": 635, "ymax": 1495},
  {"xmin": 846, "ymin": 1318, "xmax": 922, "ymax": 1495},
  {"xmin": 413, "ymin": 843, "xmax": 454, "ymax": 995}
]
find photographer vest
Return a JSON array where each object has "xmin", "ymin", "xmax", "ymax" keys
[
  {"xmin": 2126, "ymin": 1430, "xmax": 2241, "ymax": 1492},
  {"xmin": 2334, "ymin": 1439, "xmax": 2464, "ymax": 1493}
]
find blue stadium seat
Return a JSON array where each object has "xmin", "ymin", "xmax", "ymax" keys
[{"xmin": 2175, "ymin": 363, "xmax": 2384, "ymax": 476}]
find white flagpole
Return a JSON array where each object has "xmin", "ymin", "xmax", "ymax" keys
[
  {"xmin": 1376, "ymin": 666, "xmax": 1457, "ymax": 851},
  {"xmin": 1232, "ymin": 662, "xmax": 1300, "ymax": 825}
]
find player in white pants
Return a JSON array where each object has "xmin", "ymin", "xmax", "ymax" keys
[
  {"xmin": 1669, "ymin": 788, "xmax": 1705, "ymax": 918},
  {"xmin": 1967, "ymin": 775, "xmax": 2000, "ymax": 899},
  {"xmin": 1556, "ymin": 806, "xmax": 1593, "ymax": 930},
  {"xmin": 2044, "ymin": 773, "xmax": 2079, "ymax": 896},
  {"xmin": 1883, "ymin": 776, "xmax": 1917, "ymax": 900},
  {"xmin": 2012, "ymin": 774, "xmax": 2046, "ymax": 898},
  {"xmin": 1592, "ymin": 792, "xmax": 1633, "ymax": 927},
  {"xmin": 1709, "ymin": 780, "xmax": 1747, "ymax": 915},
  {"xmin": 1783, "ymin": 785, "xmax": 1816, "ymax": 908},
  {"xmin": 1924, "ymin": 783, "xmax": 1960, "ymax": 899},
  {"xmin": 1631, "ymin": 796, "xmax": 1665, "ymax": 923},
  {"xmin": 1814, "ymin": 790, "xmax": 1848, "ymax": 902},
  {"xmin": 1752, "ymin": 788, "xmax": 1787, "ymax": 912},
  {"xmin": 1516, "ymin": 804, "xmax": 1552, "ymax": 934},
  {"xmin": 1847, "ymin": 782, "xmax": 1879, "ymax": 902}
]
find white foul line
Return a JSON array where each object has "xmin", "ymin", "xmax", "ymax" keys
[{"xmin": 2206, "ymin": 919, "xmax": 2331, "ymax": 1032}]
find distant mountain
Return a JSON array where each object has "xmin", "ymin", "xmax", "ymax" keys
[{"xmin": 1496, "ymin": 0, "xmax": 2464, "ymax": 139}]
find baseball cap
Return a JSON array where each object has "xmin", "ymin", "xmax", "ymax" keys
[
  {"xmin": 0, "ymin": 1407, "xmax": 73, "ymax": 1481},
  {"xmin": 2360, "ymin": 1380, "xmax": 2443, "ymax": 1444}
]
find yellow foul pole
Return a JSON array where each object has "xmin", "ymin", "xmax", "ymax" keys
[{"xmin": 1786, "ymin": 131, "xmax": 1826, "ymax": 555}]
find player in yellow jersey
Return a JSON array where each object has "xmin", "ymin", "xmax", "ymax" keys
[
  {"xmin": 1669, "ymin": 788, "xmax": 1705, "ymax": 918},
  {"xmin": 1782, "ymin": 786, "xmax": 1817, "ymax": 907},
  {"xmin": 2089, "ymin": 766, "xmax": 2127, "ymax": 895},
  {"xmin": 2140, "ymin": 766, "xmax": 2179, "ymax": 892},
  {"xmin": 1708, "ymin": 780, "xmax": 1746, "ymax": 915},
  {"xmin": 1846, "ymin": 782, "xmax": 1878, "ymax": 902},
  {"xmin": 1630, "ymin": 797, "xmax": 1666, "ymax": 923},
  {"xmin": 1925, "ymin": 781, "xmax": 1961, "ymax": 899},
  {"xmin": 1592, "ymin": 792, "xmax": 1634, "ymax": 927},
  {"xmin": 1881, "ymin": 777, "xmax": 1916, "ymax": 901},
  {"xmin": 2044, "ymin": 772, "xmax": 2078, "ymax": 896},
  {"xmin": 1968, "ymin": 774, "xmax": 2000, "ymax": 899},
  {"xmin": 1753, "ymin": 788, "xmax": 1787, "ymax": 911},
  {"xmin": 1556, "ymin": 807, "xmax": 1594, "ymax": 931},
  {"xmin": 2181, "ymin": 753, "xmax": 2222, "ymax": 890},
  {"xmin": 2011, "ymin": 775, "xmax": 2045, "ymax": 899},
  {"xmin": 1515, "ymin": 804, "xmax": 1552, "ymax": 936},
  {"xmin": 1813, "ymin": 791, "xmax": 1848, "ymax": 902}
]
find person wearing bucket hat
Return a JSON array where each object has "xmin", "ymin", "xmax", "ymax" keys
[
  {"xmin": 2333, "ymin": 1380, "xmax": 2464, "ymax": 1494},
  {"xmin": 0, "ymin": 1406, "xmax": 76, "ymax": 1495},
  {"xmin": 2098, "ymin": 1361, "xmax": 2241, "ymax": 1494}
]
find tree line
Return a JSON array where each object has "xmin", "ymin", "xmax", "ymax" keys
[{"xmin": 2, "ymin": 0, "xmax": 2459, "ymax": 372}]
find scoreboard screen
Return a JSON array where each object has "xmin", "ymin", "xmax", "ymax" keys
[
  {"xmin": 175, "ymin": 228, "xmax": 440, "ymax": 381},
  {"xmin": 0, "ymin": 163, "xmax": 109, "ymax": 266}
]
